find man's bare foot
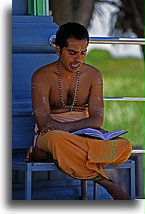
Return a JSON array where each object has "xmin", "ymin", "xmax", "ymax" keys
[
  {"xmin": 97, "ymin": 179, "xmax": 131, "ymax": 200},
  {"xmin": 25, "ymin": 146, "xmax": 53, "ymax": 162}
]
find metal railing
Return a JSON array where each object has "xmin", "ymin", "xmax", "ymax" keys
[
  {"xmin": 49, "ymin": 35, "xmax": 145, "ymax": 47},
  {"xmin": 89, "ymin": 37, "xmax": 145, "ymax": 45},
  {"xmin": 104, "ymin": 97, "xmax": 145, "ymax": 101},
  {"xmin": 131, "ymin": 150, "xmax": 145, "ymax": 154}
]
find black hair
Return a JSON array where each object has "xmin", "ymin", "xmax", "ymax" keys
[{"xmin": 55, "ymin": 22, "xmax": 89, "ymax": 53}]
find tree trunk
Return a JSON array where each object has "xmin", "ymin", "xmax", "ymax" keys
[
  {"xmin": 72, "ymin": 0, "xmax": 96, "ymax": 28},
  {"xmin": 51, "ymin": 0, "xmax": 72, "ymax": 26},
  {"xmin": 51, "ymin": 0, "xmax": 96, "ymax": 28},
  {"xmin": 121, "ymin": 0, "xmax": 144, "ymax": 55},
  {"xmin": 121, "ymin": 0, "xmax": 144, "ymax": 38}
]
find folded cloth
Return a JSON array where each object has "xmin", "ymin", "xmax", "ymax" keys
[{"xmin": 36, "ymin": 111, "xmax": 132, "ymax": 180}]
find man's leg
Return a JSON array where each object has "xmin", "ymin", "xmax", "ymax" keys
[{"xmin": 96, "ymin": 179, "xmax": 131, "ymax": 200}]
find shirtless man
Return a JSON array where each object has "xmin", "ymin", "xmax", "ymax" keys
[{"xmin": 26, "ymin": 22, "xmax": 132, "ymax": 200}]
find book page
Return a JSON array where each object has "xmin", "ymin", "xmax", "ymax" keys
[
  {"xmin": 104, "ymin": 130, "xmax": 128, "ymax": 140},
  {"xmin": 72, "ymin": 128, "xmax": 104, "ymax": 139}
]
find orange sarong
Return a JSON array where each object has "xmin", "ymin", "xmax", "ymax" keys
[{"xmin": 37, "ymin": 111, "xmax": 132, "ymax": 180}]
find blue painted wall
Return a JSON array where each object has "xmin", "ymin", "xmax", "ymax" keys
[{"xmin": 12, "ymin": 0, "xmax": 27, "ymax": 15}]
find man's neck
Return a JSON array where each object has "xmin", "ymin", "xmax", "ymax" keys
[{"xmin": 58, "ymin": 60, "xmax": 79, "ymax": 77}]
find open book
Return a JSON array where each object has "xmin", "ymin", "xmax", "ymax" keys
[{"xmin": 72, "ymin": 128, "xmax": 128, "ymax": 140}]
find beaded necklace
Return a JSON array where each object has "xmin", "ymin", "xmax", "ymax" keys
[{"xmin": 56, "ymin": 59, "xmax": 80, "ymax": 111}]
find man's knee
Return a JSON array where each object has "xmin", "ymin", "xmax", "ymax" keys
[{"xmin": 47, "ymin": 130, "xmax": 66, "ymax": 142}]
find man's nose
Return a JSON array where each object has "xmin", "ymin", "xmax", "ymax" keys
[{"xmin": 74, "ymin": 53, "xmax": 82, "ymax": 61}]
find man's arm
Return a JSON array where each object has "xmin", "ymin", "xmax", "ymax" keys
[{"xmin": 32, "ymin": 69, "xmax": 53, "ymax": 131}]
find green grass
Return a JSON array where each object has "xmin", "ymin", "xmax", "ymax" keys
[{"xmin": 85, "ymin": 49, "xmax": 144, "ymax": 147}]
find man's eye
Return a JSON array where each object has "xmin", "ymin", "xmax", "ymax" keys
[{"xmin": 69, "ymin": 52, "xmax": 75, "ymax": 55}]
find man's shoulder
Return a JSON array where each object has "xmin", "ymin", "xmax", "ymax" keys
[
  {"xmin": 32, "ymin": 61, "xmax": 56, "ymax": 81},
  {"xmin": 82, "ymin": 63, "xmax": 102, "ymax": 76}
]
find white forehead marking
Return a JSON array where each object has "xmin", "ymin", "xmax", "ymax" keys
[
  {"xmin": 68, "ymin": 41, "xmax": 88, "ymax": 45},
  {"xmin": 66, "ymin": 40, "xmax": 88, "ymax": 51}
]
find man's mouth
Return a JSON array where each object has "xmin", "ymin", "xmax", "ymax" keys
[{"xmin": 71, "ymin": 62, "xmax": 81, "ymax": 69}]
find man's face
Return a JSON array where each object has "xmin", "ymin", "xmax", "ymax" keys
[{"xmin": 56, "ymin": 37, "xmax": 88, "ymax": 73}]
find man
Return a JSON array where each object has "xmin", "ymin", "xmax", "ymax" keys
[{"xmin": 26, "ymin": 22, "xmax": 132, "ymax": 200}]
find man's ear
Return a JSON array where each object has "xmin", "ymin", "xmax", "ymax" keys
[{"xmin": 56, "ymin": 45, "xmax": 61, "ymax": 56}]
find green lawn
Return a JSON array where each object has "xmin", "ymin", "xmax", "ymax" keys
[{"xmin": 85, "ymin": 49, "xmax": 144, "ymax": 147}]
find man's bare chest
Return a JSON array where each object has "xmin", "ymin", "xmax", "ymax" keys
[{"xmin": 49, "ymin": 78, "xmax": 90, "ymax": 110}]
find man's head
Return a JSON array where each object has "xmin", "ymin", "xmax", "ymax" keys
[
  {"xmin": 55, "ymin": 22, "xmax": 89, "ymax": 54},
  {"xmin": 55, "ymin": 22, "xmax": 89, "ymax": 73}
]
